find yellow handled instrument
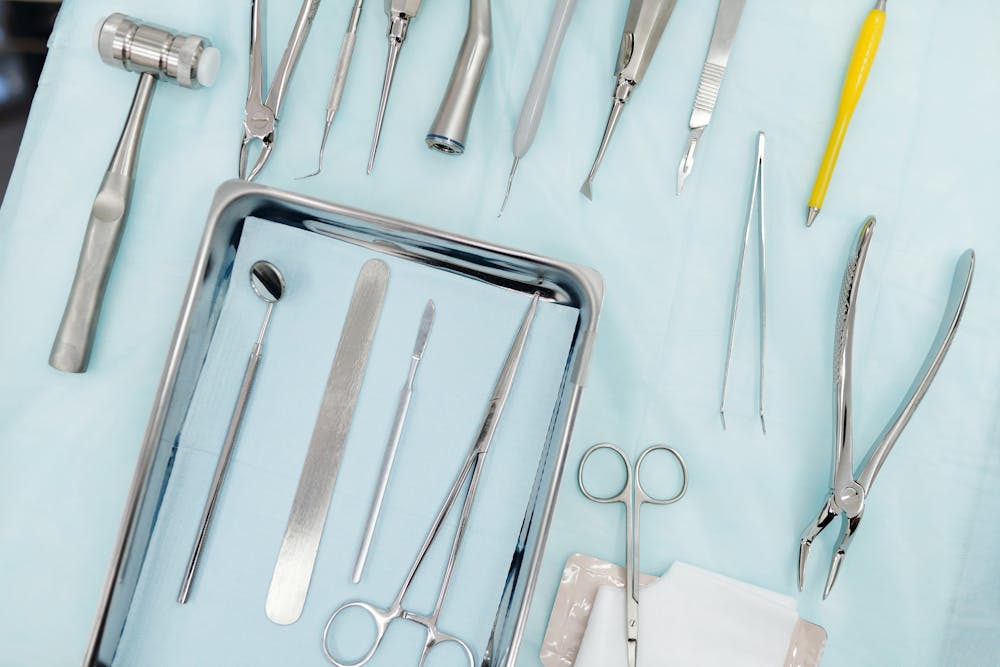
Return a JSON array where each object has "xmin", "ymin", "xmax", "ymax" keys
[{"xmin": 806, "ymin": 0, "xmax": 886, "ymax": 227}]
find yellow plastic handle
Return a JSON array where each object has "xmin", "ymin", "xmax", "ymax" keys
[{"xmin": 808, "ymin": 7, "xmax": 886, "ymax": 211}]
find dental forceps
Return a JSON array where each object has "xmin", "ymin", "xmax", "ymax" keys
[
  {"xmin": 578, "ymin": 443, "xmax": 688, "ymax": 667},
  {"xmin": 240, "ymin": 0, "xmax": 320, "ymax": 181},
  {"xmin": 581, "ymin": 0, "xmax": 678, "ymax": 200},
  {"xmin": 368, "ymin": 0, "xmax": 424, "ymax": 174},
  {"xmin": 798, "ymin": 217, "xmax": 975, "ymax": 599},
  {"xmin": 322, "ymin": 294, "xmax": 539, "ymax": 667}
]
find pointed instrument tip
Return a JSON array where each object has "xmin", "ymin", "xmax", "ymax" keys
[
  {"xmin": 806, "ymin": 207, "xmax": 820, "ymax": 227},
  {"xmin": 823, "ymin": 551, "xmax": 844, "ymax": 600},
  {"xmin": 760, "ymin": 413, "xmax": 767, "ymax": 435},
  {"xmin": 676, "ymin": 170, "xmax": 686, "ymax": 196},
  {"xmin": 580, "ymin": 180, "xmax": 593, "ymax": 201},
  {"xmin": 797, "ymin": 540, "xmax": 810, "ymax": 592},
  {"xmin": 719, "ymin": 411, "xmax": 727, "ymax": 430}
]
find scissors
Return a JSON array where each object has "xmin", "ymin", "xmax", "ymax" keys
[
  {"xmin": 240, "ymin": 0, "xmax": 320, "ymax": 181},
  {"xmin": 578, "ymin": 443, "xmax": 688, "ymax": 667},
  {"xmin": 322, "ymin": 295, "xmax": 539, "ymax": 667}
]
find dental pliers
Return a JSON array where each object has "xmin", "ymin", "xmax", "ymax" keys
[
  {"xmin": 798, "ymin": 217, "xmax": 974, "ymax": 599},
  {"xmin": 240, "ymin": 0, "xmax": 320, "ymax": 181}
]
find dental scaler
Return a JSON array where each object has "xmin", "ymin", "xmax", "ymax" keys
[{"xmin": 580, "ymin": 0, "xmax": 677, "ymax": 200}]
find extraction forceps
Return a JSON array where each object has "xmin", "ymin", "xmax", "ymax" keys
[
  {"xmin": 301, "ymin": 0, "xmax": 365, "ymax": 178},
  {"xmin": 581, "ymin": 0, "xmax": 677, "ymax": 200},
  {"xmin": 798, "ymin": 217, "xmax": 974, "ymax": 599},
  {"xmin": 720, "ymin": 132, "xmax": 766, "ymax": 434},
  {"xmin": 322, "ymin": 294, "xmax": 539, "ymax": 667},
  {"xmin": 676, "ymin": 0, "xmax": 745, "ymax": 195},
  {"xmin": 578, "ymin": 443, "xmax": 688, "ymax": 667},
  {"xmin": 240, "ymin": 0, "xmax": 320, "ymax": 181},
  {"xmin": 368, "ymin": 0, "xmax": 424, "ymax": 174}
]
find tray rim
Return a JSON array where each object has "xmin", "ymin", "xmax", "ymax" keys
[{"xmin": 83, "ymin": 179, "xmax": 605, "ymax": 666}]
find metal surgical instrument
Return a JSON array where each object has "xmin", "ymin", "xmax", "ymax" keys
[
  {"xmin": 352, "ymin": 300, "xmax": 435, "ymax": 584},
  {"xmin": 720, "ymin": 132, "xmax": 766, "ymax": 434},
  {"xmin": 240, "ymin": 0, "xmax": 321, "ymax": 182},
  {"xmin": 498, "ymin": 0, "xmax": 579, "ymax": 217},
  {"xmin": 580, "ymin": 0, "xmax": 677, "ymax": 200},
  {"xmin": 577, "ymin": 443, "xmax": 688, "ymax": 667},
  {"xmin": 178, "ymin": 261, "xmax": 285, "ymax": 604},
  {"xmin": 266, "ymin": 259, "xmax": 388, "ymax": 625},
  {"xmin": 49, "ymin": 14, "xmax": 219, "ymax": 374},
  {"xmin": 798, "ymin": 217, "xmax": 974, "ymax": 599},
  {"xmin": 301, "ymin": 0, "xmax": 365, "ymax": 178},
  {"xmin": 323, "ymin": 294, "xmax": 539, "ymax": 667},
  {"xmin": 676, "ymin": 0, "xmax": 746, "ymax": 195},
  {"xmin": 368, "ymin": 0, "xmax": 424, "ymax": 174},
  {"xmin": 425, "ymin": 0, "xmax": 492, "ymax": 156}
]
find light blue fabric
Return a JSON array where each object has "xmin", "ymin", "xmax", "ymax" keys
[{"xmin": 1, "ymin": 0, "xmax": 999, "ymax": 665}]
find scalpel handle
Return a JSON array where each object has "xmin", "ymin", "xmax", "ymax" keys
[{"xmin": 50, "ymin": 73, "xmax": 156, "ymax": 373}]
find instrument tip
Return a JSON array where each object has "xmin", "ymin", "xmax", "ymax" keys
[
  {"xmin": 760, "ymin": 413, "xmax": 767, "ymax": 435},
  {"xmin": 806, "ymin": 207, "xmax": 820, "ymax": 228},
  {"xmin": 498, "ymin": 157, "xmax": 519, "ymax": 218},
  {"xmin": 580, "ymin": 180, "xmax": 593, "ymax": 201},
  {"xmin": 720, "ymin": 411, "xmax": 727, "ymax": 430}
]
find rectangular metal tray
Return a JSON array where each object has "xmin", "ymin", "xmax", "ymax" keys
[{"xmin": 84, "ymin": 179, "xmax": 604, "ymax": 666}]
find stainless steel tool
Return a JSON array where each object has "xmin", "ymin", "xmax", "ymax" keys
[
  {"xmin": 352, "ymin": 300, "xmax": 435, "ymax": 584},
  {"xmin": 49, "ymin": 14, "xmax": 219, "ymax": 374},
  {"xmin": 368, "ymin": 0, "xmax": 424, "ymax": 174},
  {"xmin": 323, "ymin": 294, "xmax": 539, "ymax": 667},
  {"xmin": 720, "ymin": 132, "xmax": 766, "ymax": 434},
  {"xmin": 577, "ymin": 443, "xmax": 688, "ymax": 667},
  {"xmin": 676, "ymin": 0, "xmax": 746, "ymax": 194},
  {"xmin": 798, "ymin": 217, "xmax": 974, "ymax": 599},
  {"xmin": 580, "ymin": 0, "xmax": 677, "ymax": 200},
  {"xmin": 265, "ymin": 259, "xmax": 389, "ymax": 625},
  {"xmin": 425, "ymin": 0, "xmax": 492, "ymax": 155},
  {"xmin": 177, "ymin": 261, "xmax": 285, "ymax": 604},
  {"xmin": 240, "ymin": 0, "xmax": 321, "ymax": 181},
  {"xmin": 498, "ymin": 0, "xmax": 579, "ymax": 217},
  {"xmin": 301, "ymin": 0, "xmax": 365, "ymax": 178}
]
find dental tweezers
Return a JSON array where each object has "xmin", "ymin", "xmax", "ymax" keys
[{"xmin": 720, "ymin": 132, "xmax": 766, "ymax": 434}]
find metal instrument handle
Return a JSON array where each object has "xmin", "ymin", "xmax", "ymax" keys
[
  {"xmin": 831, "ymin": 217, "xmax": 874, "ymax": 491},
  {"xmin": 322, "ymin": 600, "xmax": 396, "ymax": 667},
  {"xmin": 633, "ymin": 445, "xmax": 688, "ymax": 506},
  {"xmin": 512, "ymin": 0, "xmax": 578, "ymax": 157},
  {"xmin": 689, "ymin": 0, "xmax": 746, "ymax": 129},
  {"xmin": 178, "ymin": 341, "xmax": 263, "ymax": 603},
  {"xmin": 265, "ymin": 0, "xmax": 321, "ymax": 118},
  {"xmin": 857, "ymin": 248, "xmax": 975, "ymax": 491},
  {"xmin": 617, "ymin": 0, "xmax": 678, "ymax": 86},
  {"xmin": 425, "ymin": 0, "xmax": 492, "ymax": 154},
  {"xmin": 577, "ymin": 443, "xmax": 632, "ymax": 505},
  {"xmin": 49, "ymin": 72, "xmax": 156, "ymax": 373}
]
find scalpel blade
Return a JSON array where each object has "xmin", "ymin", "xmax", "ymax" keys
[{"xmin": 265, "ymin": 258, "xmax": 389, "ymax": 625}]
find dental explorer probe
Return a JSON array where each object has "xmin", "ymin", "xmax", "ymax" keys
[
  {"xmin": 369, "ymin": 0, "xmax": 424, "ymax": 175},
  {"xmin": 498, "ymin": 0, "xmax": 579, "ymax": 217},
  {"xmin": 301, "ymin": 0, "xmax": 365, "ymax": 178},
  {"xmin": 580, "ymin": 0, "xmax": 678, "ymax": 200}
]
